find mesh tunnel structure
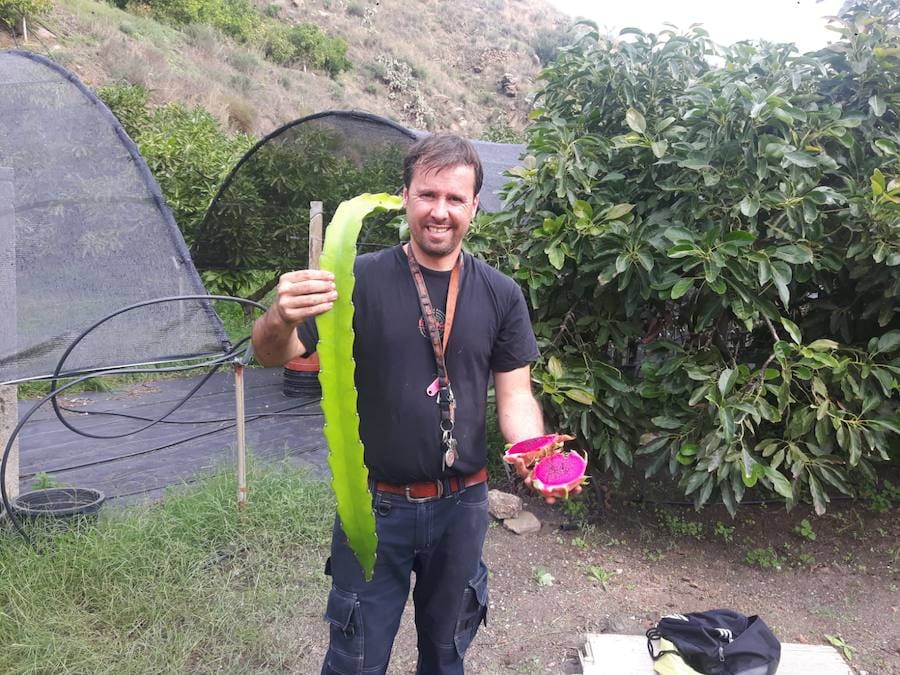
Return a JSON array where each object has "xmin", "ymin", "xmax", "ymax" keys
[
  {"xmin": 193, "ymin": 110, "xmax": 524, "ymax": 272},
  {"xmin": 0, "ymin": 50, "xmax": 230, "ymax": 385}
]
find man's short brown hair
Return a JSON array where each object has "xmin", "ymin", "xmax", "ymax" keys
[{"xmin": 403, "ymin": 133, "xmax": 483, "ymax": 197}]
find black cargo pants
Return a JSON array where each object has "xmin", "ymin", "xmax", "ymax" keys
[{"xmin": 321, "ymin": 481, "xmax": 489, "ymax": 675}]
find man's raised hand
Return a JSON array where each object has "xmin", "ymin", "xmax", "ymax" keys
[{"xmin": 272, "ymin": 269, "xmax": 337, "ymax": 328}]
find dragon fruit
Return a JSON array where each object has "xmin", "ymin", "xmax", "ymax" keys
[
  {"xmin": 503, "ymin": 434, "xmax": 574, "ymax": 479},
  {"xmin": 526, "ymin": 450, "xmax": 588, "ymax": 504}
]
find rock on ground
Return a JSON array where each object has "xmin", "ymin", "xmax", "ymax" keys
[
  {"xmin": 488, "ymin": 489, "xmax": 523, "ymax": 520},
  {"xmin": 503, "ymin": 510, "xmax": 541, "ymax": 535}
]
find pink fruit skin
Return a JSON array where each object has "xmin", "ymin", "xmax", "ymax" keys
[
  {"xmin": 503, "ymin": 434, "xmax": 574, "ymax": 478},
  {"xmin": 528, "ymin": 450, "xmax": 588, "ymax": 503}
]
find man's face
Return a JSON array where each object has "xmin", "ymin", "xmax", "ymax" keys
[{"xmin": 402, "ymin": 164, "xmax": 479, "ymax": 266}]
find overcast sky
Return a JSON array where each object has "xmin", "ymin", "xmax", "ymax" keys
[{"xmin": 548, "ymin": 0, "xmax": 846, "ymax": 53}]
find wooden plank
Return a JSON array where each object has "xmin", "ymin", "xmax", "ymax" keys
[{"xmin": 579, "ymin": 634, "xmax": 852, "ymax": 675}]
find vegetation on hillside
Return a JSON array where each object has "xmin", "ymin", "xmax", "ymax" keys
[
  {"xmin": 472, "ymin": 1, "xmax": 900, "ymax": 513},
  {"xmin": 11, "ymin": 0, "xmax": 569, "ymax": 137}
]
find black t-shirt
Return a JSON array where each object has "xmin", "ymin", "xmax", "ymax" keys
[{"xmin": 299, "ymin": 245, "xmax": 539, "ymax": 483}]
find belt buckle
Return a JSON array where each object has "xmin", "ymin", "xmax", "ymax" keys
[{"xmin": 405, "ymin": 480, "xmax": 443, "ymax": 503}]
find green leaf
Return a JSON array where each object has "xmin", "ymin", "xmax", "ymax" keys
[
  {"xmin": 808, "ymin": 339, "xmax": 839, "ymax": 351},
  {"xmin": 877, "ymin": 330, "xmax": 900, "ymax": 353},
  {"xmin": 780, "ymin": 317, "xmax": 802, "ymax": 344},
  {"xmin": 651, "ymin": 140, "xmax": 668, "ymax": 158},
  {"xmin": 547, "ymin": 355, "xmax": 564, "ymax": 379},
  {"xmin": 764, "ymin": 466, "xmax": 793, "ymax": 500},
  {"xmin": 720, "ymin": 407, "xmax": 735, "ymax": 443},
  {"xmin": 605, "ymin": 203, "xmax": 635, "ymax": 221},
  {"xmin": 547, "ymin": 246, "xmax": 565, "ymax": 270},
  {"xmin": 808, "ymin": 473, "xmax": 828, "ymax": 516},
  {"xmin": 724, "ymin": 230, "xmax": 756, "ymax": 246},
  {"xmin": 718, "ymin": 368, "xmax": 737, "ymax": 396},
  {"xmin": 671, "ymin": 278, "xmax": 694, "ymax": 299},
  {"xmin": 871, "ymin": 169, "xmax": 885, "ymax": 196},
  {"xmin": 784, "ymin": 151, "xmax": 818, "ymax": 168},
  {"xmin": 773, "ymin": 245, "xmax": 813, "ymax": 264},
  {"xmin": 668, "ymin": 244, "xmax": 699, "ymax": 259},
  {"xmin": 739, "ymin": 195, "xmax": 760, "ymax": 217},
  {"xmin": 573, "ymin": 200, "xmax": 592, "ymax": 219},
  {"xmin": 626, "ymin": 107, "xmax": 646, "ymax": 133},
  {"xmin": 318, "ymin": 193, "xmax": 402, "ymax": 580},
  {"xmin": 566, "ymin": 389, "xmax": 595, "ymax": 405},
  {"xmin": 868, "ymin": 95, "xmax": 887, "ymax": 117},
  {"xmin": 652, "ymin": 416, "xmax": 683, "ymax": 430}
]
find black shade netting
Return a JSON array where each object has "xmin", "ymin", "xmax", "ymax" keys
[
  {"xmin": 193, "ymin": 110, "xmax": 523, "ymax": 272},
  {"xmin": 0, "ymin": 50, "xmax": 229, "ymax": 384}
]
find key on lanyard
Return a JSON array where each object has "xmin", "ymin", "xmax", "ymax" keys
[{"xmin": 442, "ymin": 429, "xmax": 458, "ymax": 470}]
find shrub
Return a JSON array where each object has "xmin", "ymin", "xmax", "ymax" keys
[
  {"xmin": 0, "ymin": 0, "xmax": 50, "ymax": 25},
  {"xmin": 286, "ymin": 23, "xmax": 352, "ymax": 77},
  {"xmin": 472, "ymin": 1, "xmax": 900, "ymax": 514},
  {"xmin": 98, "ymin": 85, "xmax": 254, "ymax": 251},
  {"xmin": 117, "ymin": 0, "xmax": 257, "ymax": 42},
  {"xmin": 532, "ymin": 24, "xmax": 572, "ymax": 66}
]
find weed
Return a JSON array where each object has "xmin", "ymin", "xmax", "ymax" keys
[
  {"xmin": 824, "ymin": 634, "xmax": 856, "ymax": 661},
  {"xmin": 644, "ymin": 549, "xmax": 666, "ymax": 562},
  {"xmin": 863, "ymin": 479, "xmax": 900, "ymax": 513},
  {"xmin": 658, "ymin": 509, "xmax": 705, "ymax": 540},
  {"xmin": 584, "ymin": 565, "xmax": 612, "ymax": 588},
  {"xmin": 745, "ymin": 546, "xmax": 786, "ymax": 570},
  {"xmin": 533, "ymin": 566, "xmax": 554, "ymax": 587},
  {"xmin": 561, "ymin": 497, "xmax": 588, "ymax": 527},
  {"xmin": 31, "ymin": 472, "xmax": 59, "ymax": 490},
  {"xmin": 794, "ymin": 518, "xmax": 817, "ymax": 541},
  {"xmin": 714, "ymin": 521, "xmax": 734, "ymax": 543},
  {"xmin": 571, "ymin": 536, "xmax": 588, "ymax": 550}
]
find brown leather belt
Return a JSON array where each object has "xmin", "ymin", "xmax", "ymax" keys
[{"xmin": 372, "ymin": 467, "xmax": 488, "ymax": 503}]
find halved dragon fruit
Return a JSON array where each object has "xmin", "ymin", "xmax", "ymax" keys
[
  {"xmin": 526, "ymin": 450, "xmax": 588, "ymax": 504},
  {"xmin": 503, "ymin": 434, "xmax": 574, "ymax": 479}
]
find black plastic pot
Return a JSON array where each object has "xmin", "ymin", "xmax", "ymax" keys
[
  {"xmin": 12, "ymin": 487, "xmax": 105, "ymax": 521},
  {"xmin": 283, "ymin": 369, "xmax": 322, "ymax": 399}
]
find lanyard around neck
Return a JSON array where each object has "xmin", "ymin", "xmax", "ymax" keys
[{"xmin": 406, "ymin": 246, "xmax": 462, "ymax": 425}]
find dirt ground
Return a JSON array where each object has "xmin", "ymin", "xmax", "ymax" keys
[{"xmin": 296, "ymin": 470, "xmax": 899, "ymax": 675}]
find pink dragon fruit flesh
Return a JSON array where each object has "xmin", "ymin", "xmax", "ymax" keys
[
  {"xmin": 503, "ymin": 434, "xmax": 574, "ymax": 478},
  {"xmin": 527, "ymin": 450, "xmax": 588, "ymax": 504}
]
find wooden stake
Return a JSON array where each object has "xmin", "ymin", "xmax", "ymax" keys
[
  {"xmin": 309, "ymin": 201, "xmax": 323, "ymax": 269},
  {"xmin": 0, "ymin": 167, "xmax": 19, "ymax": 503},
  {"xmin": 234, "ymin": 362, "xmax": 247, "ymax": 510}
]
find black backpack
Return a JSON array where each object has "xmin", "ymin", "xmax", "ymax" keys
[{"xmin": 646, "ymin": 609, "xmax": 781, "ymax": 675}]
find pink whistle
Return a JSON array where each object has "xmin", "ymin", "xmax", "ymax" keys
[{"xmin": 426, "ymin": 377, "xmax": 440, "ymax": 397}]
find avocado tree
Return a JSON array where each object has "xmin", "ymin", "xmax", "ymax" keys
[{"xmin": 472, "ymin": 1, "xmax": 899, "ymax": 514}]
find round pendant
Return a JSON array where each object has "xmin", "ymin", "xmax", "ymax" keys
[{"xmin": 444, "ymin": 448, "xmax": 457, "ymax": 468}]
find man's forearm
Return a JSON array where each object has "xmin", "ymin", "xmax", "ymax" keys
[
  {"xmin": 496, "ymin": 390, "xmax": 545, "ymax": 444},
  {"xmin": 251, "ymin": 308, "xmax": 304, "ymax": 367}
]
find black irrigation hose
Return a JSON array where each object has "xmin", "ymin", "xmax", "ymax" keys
[
  {"xmin": 1, "ymin": 295, "xmax": 270, "ymax": 543},
  {"xmin": 26, "ymin": 400, "xmax": 323, "ymax": 479},
  {"xmin": 55, "ymin": 399, "xmax": 322, "ymax": 427}
]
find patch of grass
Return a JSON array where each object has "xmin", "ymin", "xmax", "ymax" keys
[
  {"xmin": 0, "ymin": 462, "xmax": 333, "ymax": 674},
  {"xmin": 658, "ymin": 509, "xmax": 705, "ymax": 540},
  {"xmin": 745, "ymin": 545, "xmax": 786, "ymax": 570}
]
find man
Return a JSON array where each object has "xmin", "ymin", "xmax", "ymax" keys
[{"xmin": 251, "ymin": 133, "xmax": 544, "ymax": 674}]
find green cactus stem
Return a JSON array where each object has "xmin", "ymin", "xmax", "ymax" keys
[{"xmin": 317, "ymin": 193, "xmax": 403, "ymax": 581}]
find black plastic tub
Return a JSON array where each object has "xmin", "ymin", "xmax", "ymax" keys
[
  {"xmin": 12, "ymin": 487, "xmax": 105, "ymax": 521},
  {"xmin": 283, "ymin": 369, "xmax": 322, "ymax": 399}
]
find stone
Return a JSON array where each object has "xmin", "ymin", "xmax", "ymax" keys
[
  {"xmin": 488, "ymin": 489, "xmax": 523, "ymax": 520},
  {"xmin": 500, "ymin": 73, "xmax": 518, "ymax": 97},
  {"xmin": 503, "ymin": 510, "xmax": 541, "ymax": 535}
]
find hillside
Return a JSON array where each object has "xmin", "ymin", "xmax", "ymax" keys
[{"xmin": 1, "ymin": 0, "xmax": 573, "ymax": 138}]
